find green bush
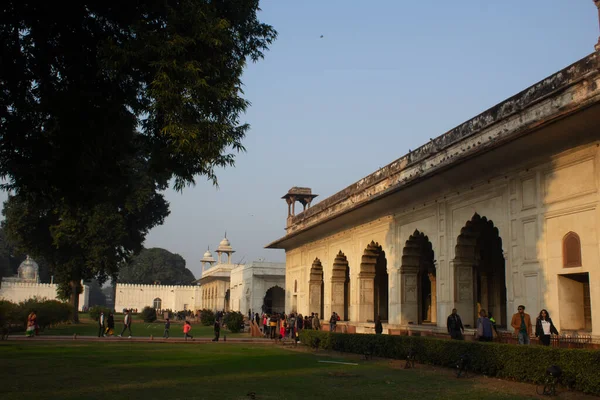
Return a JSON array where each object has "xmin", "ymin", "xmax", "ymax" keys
[
  {"xmin": 140, "ymin": 306, "xmax": 157, "ymax": 323},
  {"xmin": 299, "ymin": 330, "xmax": 600, "ymax": 395},
  {"xmin": 89, "ymin": 306, "xmax": 113, "ymax": 322},
  {"xmin": 0, "ymin": 300, "xmax": 20, "ymax": 339},
  {"xmin": 3, "ymin": 298, "xmax": 72, "ymax": 332},
  {"xmin": 199, "ymin": 309, "xmax": 215, "ymax": 326},
  {"xmin": 223, "ymin": 311, "xmax": 244, "ymax": 333}
]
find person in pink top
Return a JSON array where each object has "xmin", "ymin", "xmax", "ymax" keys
[{"xmin": 183, "ymin": 321, "xmax": 194, "ymax": 341}]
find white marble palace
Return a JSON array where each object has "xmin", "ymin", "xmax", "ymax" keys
[
  {"xmin": 115, "ymin": 236, "xmax": 285, "ymax": 314},
  {"xmin": 267, "ymin": 49, "xmax": 600, "ymax": 338}
]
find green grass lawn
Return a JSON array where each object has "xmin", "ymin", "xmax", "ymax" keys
[
  {"xmin": 0, "ymin": 341, "xmax": 533, "ymax": 400},
  {"xmin": 38, "ymin": 313, "xmax": 248, "ymax": 338}
]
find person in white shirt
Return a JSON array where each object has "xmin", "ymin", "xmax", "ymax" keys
[
  {"xmin": 535, "ymin": 309, "xmax": 559, "ymax": 346},
  {"xmin": 118, "ymin": 310, "xmax": 133, "ymax": 338},
  {"xmin": 98, "ymin": 312, "xmax": 105, "ymax": 338}
]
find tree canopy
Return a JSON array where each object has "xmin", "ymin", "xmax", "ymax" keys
[
  {"xmin": 0, "ymin": 0, "xmax": 276, "ymax": 320},
  {"xmin": 118, "ymin": 248, "xmax": 195, "ymax": 285}
]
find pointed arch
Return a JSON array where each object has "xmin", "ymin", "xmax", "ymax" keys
[
  {"xmin": 453, "ymin": 213, "xmax": 506, "ymax": 327},
  {"xmin": 331, "ymin": 251, "xmax": 350, "ymax": 321},
  {"xmin": 358, "ymin": 241, "xmax": 387, "ymax": 322},
  {"xmin": 309, "ymin": 258, "xmax": 324, "ymax": 317},
  {"xmin": 563, "ymin": 231, "xmax": 582, "ymax": 268},
  {"xmin": 400, "ymin": 230, "xmax": 435, "ymax": 324}
]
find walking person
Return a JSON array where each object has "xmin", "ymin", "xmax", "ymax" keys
[
  {"xmin": 313, "ymin": 313, "xmax": 321, "ymax": 330},
  {"xmin": 98, "ymin": 311, "xmax": 106, "ymax": 337},
  {"xmin": 212, "ymin": 319, "xmax": 220, "ymax": 342},
  {"xmin": 488, "ymin": 312, "xmax": 499, "ymax": 339},
  {"xmin": 183, "ymin": 321, "xmax": 194, "ymax": 341},
  {"xmin": 118, "ymin": 309, "xmax": 133, "ymax": 338},
  {"xmin": 26, "ymin": 310, "xmax": 37, "ymax": 338},
  {"xmin": 511, "ymin": 305, "xmax": 532, "ymax": 345},
  {"xmin": 375, "ymin": 315, "xmax": 383, "ymax": 334},
  {"xmin": 106, "ymin": 312, "xmax": 115, "ymax": 336},
  {"xmin": 447, "ymin": 308, "xmax": 464, "ymax": 340},
  {"xmin": 163, "ymin": 318, "xmax": 171, "ymax": 339},
  {"xmin": 329, "ymin": 312, "xmax": 337, "ymax": 333},
  {"xmin": 535, "ymin": 309, "xmax": 559, "ymax": 346},
  {"xmin": 476, "ymin": 309, "xmax": 493, "ymax": 342}
]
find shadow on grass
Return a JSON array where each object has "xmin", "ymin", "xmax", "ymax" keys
[{"xmin": 0, "ymin": 342, "xmax": 531, "ymax": 400}]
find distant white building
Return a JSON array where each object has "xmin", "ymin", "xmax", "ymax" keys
[
  {"xmin": 229, "ymin": 261, "xmax": 285, "ymax": 315},
  {"xmin": 114, "ymin": 236, "xmax": 285, "ymax": 314},
  {"xmin": 0, "ymin": 256, "xmax": 89, "ymax": 311}
]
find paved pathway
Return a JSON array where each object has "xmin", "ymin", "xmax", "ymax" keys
[{"xmin": 5, "ymin": 335, "xmax": 273, "ymax": 344}]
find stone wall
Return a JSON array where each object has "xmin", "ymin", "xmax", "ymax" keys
[
  {"xmin": 0, "ymin": 281, "xmax": 90, "ymax": 311},
  {"xmin": 114, "ymin": 283, "xmax": 200, "ymax": 312}
]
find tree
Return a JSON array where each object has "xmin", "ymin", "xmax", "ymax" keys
[
  {"xmin": 86, "ymin": 279, "xmax": 107, "ymax": 307},
  {"xmin": 0, "ymin": 1, "xmax": 276, "ymax": 321},
  {"xmin": 118, "ymin": 248, "xmax": 195, "ymax": 285}
]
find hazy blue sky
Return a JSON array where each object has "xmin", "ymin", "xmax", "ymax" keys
[{"xmin": 2, "ymin": 1, "xmax": 598, "ymax": 278}]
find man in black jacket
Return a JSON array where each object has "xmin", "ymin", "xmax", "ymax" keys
[{"xmin": 447, "ymin": 308, "xmax": 464, "ymax": 340}]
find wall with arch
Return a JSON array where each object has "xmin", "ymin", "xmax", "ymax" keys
[
  {"xmin": 282, "ymin": 142, "xmax": 600, "ymax": 336},
  {"xmin": 114, "ymin": 283, "xmax": 200, "ymax": 312}
]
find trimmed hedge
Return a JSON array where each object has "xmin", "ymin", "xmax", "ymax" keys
[
  {"xmin": 199, "ymin": 309, "xmax": 215, "ymax": 326},
  {"xmin": 140, "ymin": 306, "xmax": 157, "ymax": 323},
  {"xmin": 0, "ymin": 298, "xmax": 72, "ymax": 337},
  {"xmin": 223, "ymin": 311, "xmax": 244, "ymax": 333},
  {"xmin": 299, "ymin": 330, "xmax": 600, "ymax": 395}
]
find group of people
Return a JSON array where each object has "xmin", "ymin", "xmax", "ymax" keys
[
  {"xmin": 98, "ymin": 309, "xmax": 133, "ymax": 337},
  {"xmin": 162, "ymin": 317, "xmax": 221, "ymax": 341},
  {"xmin": 256, "ymin": 311, "xmax": 322, "ymax": 340},
  {"xmin": 446, "ymin": 305, "xmax": 559, "ymax": 346}
]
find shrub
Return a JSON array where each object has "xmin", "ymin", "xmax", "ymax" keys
[
  {"xmin": 0, "ymin": 300, "xmax": 20, "ymax": 339},
  {"xmin": 9, "ymin": 298, "xmax": 72, "ymax": 331},
  {"xmin": 199, "ymin": 309, "xmax": 215, "ymax": 326},
  {"xmin": 223, "ymin": 311, "xmax": 244, "ymax": 333},
  {"xmin": 140, "ymin": 306, "xmax": 157, "ymax": 322},
  {"xmin": 299, "ymin": 331, "xmax": 600, "ymax": 395},
  {"xmin": 89, "ymin": 306, "xmax": 113, "ymax": 322}
]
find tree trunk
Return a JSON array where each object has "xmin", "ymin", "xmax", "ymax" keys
[{"xmin": 69, "ymin": 279, "xmax": 80, "ymax": 323}]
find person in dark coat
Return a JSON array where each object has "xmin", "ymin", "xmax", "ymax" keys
[
  {"xmin": 212, "ymin": 320, "xmax": 220, "ymax": 342},
  {"xmin": 106, "ymin": 313, "xmax": 115, "ymax": 336},
  {"xmin": 447, "ymin": 308, "xmax": 464, "ymax": 340},
  {"xmin": 535, "ymin": 309, "xmax": 559, "ymax": 346},
  {"xmin": 375, "ymin": 315, "xmax": 383, "ymax": 334}
]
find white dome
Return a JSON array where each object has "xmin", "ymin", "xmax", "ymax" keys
[
  {"xmin": 217, "ymin": 236, "xmax": 234, "ymax": 254},
  {"xmin": 18, "ymin": 255, "xmax": 39, "ymax": 281},
  {"xmin": 201, "ymin": 248, "xmax": 215, "ymax": 263}
]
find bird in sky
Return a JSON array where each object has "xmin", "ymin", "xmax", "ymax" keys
[{"xmin": 320, "ymin": 35, "xmax": 324, "ymax": 38}]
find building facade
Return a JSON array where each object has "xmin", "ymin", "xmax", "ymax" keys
[
  {"xmin": 114, "ymin": 237, "xmax": 285, "ymax": 314},
  {"xmin": 267, "ymin": 51, "xmax": 600, "ymax": 338},
  {"xmin": 0, "ymin": 256, "xmax": 89, "ymax": 311},
  {"xmin": 230, "ymin": 261, "xmax": 286, "ymax": 315}
]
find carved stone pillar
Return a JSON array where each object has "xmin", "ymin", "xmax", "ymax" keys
[
  {"xmin": 331, "ymin": 251, "xmax": 348, "ymax": 319},
  {"xmin": 400, "ymin": 266, "xmax": 419, "ymax": 324},
  {"xmin": 357, "ymin": 271, "xmax": 375, "ymax": 322},
  {"xmin": 428, "ymin": 272, "xmax": 437, "ymax": 324},
  {"xmin": 453, "ymin": 260, "xmax": 475, "ymax": 327},
  {"xmin": 480, "ymin": 272, "xmax": 489, "ymax": 314},
  {"xmin": 309, "ymin": 259, "xmax": 323, "ymax": 315}
]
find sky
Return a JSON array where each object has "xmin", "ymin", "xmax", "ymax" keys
[{"xmin": 1, "ymin": 1, "xmax": 598, "ymax": 279}]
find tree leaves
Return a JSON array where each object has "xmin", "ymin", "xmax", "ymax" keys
[{"xmin": 118, "ymin": 248, "xmax": 195, "ymax": 285}]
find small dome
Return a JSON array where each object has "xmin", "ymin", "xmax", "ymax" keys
[
  {"xmin": 18, "ymin": 255, "xmax": 39, "ymax": 281},
  {"xmin": 217, "ymin": 236, "xmax": 234, "ymax": 254},
  {"xmin": 201, "ymin": 248, "xmax": 215, "ymax": 263}
]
